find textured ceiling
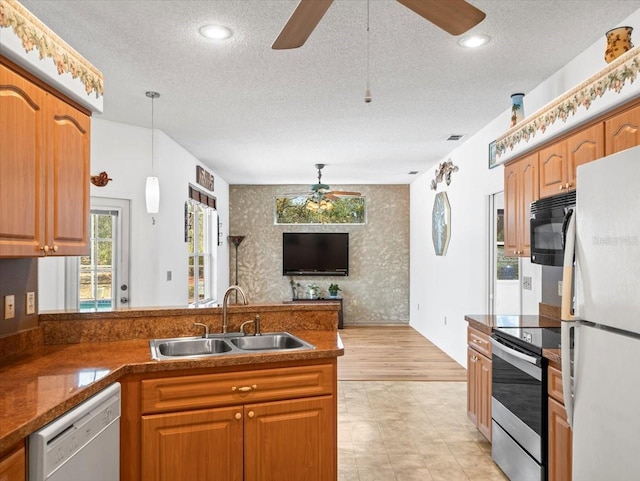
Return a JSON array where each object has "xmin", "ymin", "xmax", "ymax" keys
[{"xmin": 18, "ymin": 0, "xmax": 640, "ymax": 185}]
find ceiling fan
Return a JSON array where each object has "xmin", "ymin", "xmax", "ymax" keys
[
  {"xmin": 290, "ymin": 164, "xmax": 361, "ymax": 211},
  {"xmin": 272, "ymin": 0, "xmax": 486, "ymax": 50}
]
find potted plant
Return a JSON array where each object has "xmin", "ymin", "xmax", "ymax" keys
[
  {"xmin": 328, "ymin": 283, "xmax": 341, "ymax": 298},
  {"xmin": 307, "ymin": 283, "xmax": 320, "ymax": 299}
]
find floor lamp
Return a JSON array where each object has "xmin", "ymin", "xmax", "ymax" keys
[{"xmin": 228, "ymin": 236, "xmax": 245, "ymax": 302}]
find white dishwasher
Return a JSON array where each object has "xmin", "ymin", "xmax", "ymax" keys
[{"xmin": 29, "ymin": 382, "xmax": 121, "ymax": 481}]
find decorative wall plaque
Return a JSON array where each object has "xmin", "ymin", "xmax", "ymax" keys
[{"xmin": 196, "ymin": 166, "xmax": 214, "ymax": 191}]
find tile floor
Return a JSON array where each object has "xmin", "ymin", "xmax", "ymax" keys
[{"xmin": 337, "ymin": 381, "xmax": 509, "ymax": 481}]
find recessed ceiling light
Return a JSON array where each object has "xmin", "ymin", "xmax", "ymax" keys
[
  {"xmin": 458, "ymin": 34, "xmax": 490, "ymax": 49},
  {"xmin": 199, "ymin": 25, "xmax": 233, "ymax": 40}
]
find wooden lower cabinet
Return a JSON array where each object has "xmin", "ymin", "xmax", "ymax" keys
[
  {"xmin": 142, "ymin": 406, "xmax": 244, "ymax": 481},
  {"xmin": 0, "ymin": 444, "xmax": 25, "ymax": 481},
  {"xmin": 548, "ymin": 397, "xmax": 572, "ymax": 481},
  {"xmin": 548, "ymin": 365, "xmax": 572, "ymax": 481},
  {"xmin": 244, "ymin": 396, "xmax": 334, "ymax": 481},
  {"xmin": 126, "ymin": 360, "xmax": 338, "ymax": 481},
  {"xmin": 467, "ymin": 327, "xmax": 492, "ymax": 441}
]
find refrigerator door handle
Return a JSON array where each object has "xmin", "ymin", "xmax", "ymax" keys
[
  {"xmin": 561, "ymin": 321, "xmax": 575, "ymax": 428},
  {"xmin": 561, "ymin": 207, "xmax": 577, "ymax": 427},
  {"xmin": 561, "ymin": 208, "xmax": 577, "ymax": 322}
]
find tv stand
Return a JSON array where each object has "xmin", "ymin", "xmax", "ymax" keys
[{"xmin": 285, "ymin": 298, "xmax": 344, "ymax": 329}]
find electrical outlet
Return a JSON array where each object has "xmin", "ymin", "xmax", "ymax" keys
[
  {"xmin": 5, "ymin": 295, "xmax": 15, "ymax": 320},
  {"xmin": 558, "ymin": 281, "xmax": 563, "ymax": 297},
  {"xmin": 522, "ymin": 276, "xmax": 532, "ymax": 291},
  {"xmin": 167, "ymin": 271, "xmax": 172, "ymax": 281},
  {"xmin": 26, "ymin": 292, "xmax": 35, "ymax": 315},
  {"xmin": 444, "ymin": 316, "xmax": 447, "ymax": 325}
]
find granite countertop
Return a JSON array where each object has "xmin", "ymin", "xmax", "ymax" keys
[
  {"xmin": 465, "ymin": 314, "xmax": 562, "ymax": 335},
  {"xmin": 0, "ymin": 329, "xmax": 343, "ymax": 454},
  {"xmin": 465, "ymin": 312, "xmax": 563, "ymax": 365}
]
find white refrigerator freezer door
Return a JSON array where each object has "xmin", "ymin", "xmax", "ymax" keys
[
  {"xmin": 575, "ymin": 147, "xmax": 640, "ymax": 334},
  {"xmin": 572, "ymin": 325, "xmax": 640, "ymax": 481}
]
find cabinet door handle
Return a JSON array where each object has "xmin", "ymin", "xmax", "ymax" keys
[
  {"xmin": 559, "ymin": 184, "xmax": 565, "ymax": 191},
  {"xmin": 40, "ymin": 245, "xmax": 49, "ymax": 254},
  {"xmin": 232, "ymin": 384, "xmax": 257, "ymax": 393},
  {"xmin": 51, "ymin": 244, "xmax": 58, "ymax": 253},
  {"xmin": 473, "ymin": 339, "xmax": 484, "ymax": 345},
  {"xmin": 470, "ymin": 355, "xmax": 477, "ymax": 363},
  {"xmin": 248, "ymin": 411, "xmax": 255, "ymax": 418},
  {"xmin": 235, "ymin": 412, "xmax": 242, "ymax": 420}
]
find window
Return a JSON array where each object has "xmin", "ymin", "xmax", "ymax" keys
[
  {"xmin": 275, "ymin": 195, "xmax": 366, "ymax": 224},
  {"xmin": 186, "ymin": 199, "xmax": 218, "ymax": 304}
]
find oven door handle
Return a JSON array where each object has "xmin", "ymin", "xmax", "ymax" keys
[{"xmin": 490, "ymin": 337, "xmax": 539, "ymax": 365}]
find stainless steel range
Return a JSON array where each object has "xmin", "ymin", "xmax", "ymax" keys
[{"xmin": 490, "ymin": 326, "xmax": 561, "ymax": 481}]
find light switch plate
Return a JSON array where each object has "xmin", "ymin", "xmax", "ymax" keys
[
  {"xmin": 5, "ymin": 295, "xmax": 15, "ymax": 320},
  {"xmin": 26, "ymin": 292, "xmax": 35, "ymax": 315}
]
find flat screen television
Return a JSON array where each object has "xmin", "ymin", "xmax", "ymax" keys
[{"xmin": 282, "ymin": 232, "xmax": 349, "ymax": 276}]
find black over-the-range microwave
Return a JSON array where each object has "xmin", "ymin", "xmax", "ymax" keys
[{"xmin": 529, "ymin": 190, "xmax": 576, "ymax": 266}]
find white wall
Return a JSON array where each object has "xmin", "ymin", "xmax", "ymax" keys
[
  {"xmin": 39, "ymin": 118, "xmax": 230, "ymax": 310},
  {"xmin": 410, "ymin": 9, "xmax": 640, "ymax": 367}
]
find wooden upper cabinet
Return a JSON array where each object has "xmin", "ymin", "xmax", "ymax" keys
[
  {"xmin": 539, "ymin": 123, "xmax": 604, "ymax": 199},
  {"xmin": 539, "ymin": 142, "xmax": 567, "ymax": 198},
  {"xmin": 0, "ymin": 63, "xmax": 46, "ymax": 257},
  {"xmin": 566, "ymin": 123, "xmax": 604, "ymax": 188},
  {"xmin": 605, "ymin": 103, "xmax": 640, "ymax": 155},
  {"xmin": 45, "ymin": 94, "xmax": 90, "ymax": 255},
  {"xmin": 504, "ymin": 153, "xmax": 538, "ymax": 257},
  {"xmin": 0, "ymin": 61, "xmax": 90, "ymax": 257}
]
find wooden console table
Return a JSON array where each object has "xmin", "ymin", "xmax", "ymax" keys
[{"xmin": 285, "ymin": 298, "xmax": 344, "ymax": 329}]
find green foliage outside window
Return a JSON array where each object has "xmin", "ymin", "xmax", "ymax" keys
[{"xmin": 275, "ymin": 196, "xmax": 366, "ymax": 224}]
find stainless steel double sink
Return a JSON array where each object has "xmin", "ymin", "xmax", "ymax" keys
[{"xmin": 149, "ymin": 332, "xmax": 315, "ymax": 360}]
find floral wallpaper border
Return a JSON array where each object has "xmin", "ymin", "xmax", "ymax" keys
[
  {"xmin": 0, "ymin": 0, "xmax": 104, "ymax": 98},
  {"xmin": 491, "ymin": 45, "xmax": 640, "ymax": 167}
]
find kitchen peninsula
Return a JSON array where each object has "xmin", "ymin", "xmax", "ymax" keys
[{"xmin": 0, "ymin": 303, "xmax": 343, "ymax": 481}]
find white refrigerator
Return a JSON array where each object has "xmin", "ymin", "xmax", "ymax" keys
[{"xmin": 561, "ymin": 145, "xmax": 640, "ymax": 480}]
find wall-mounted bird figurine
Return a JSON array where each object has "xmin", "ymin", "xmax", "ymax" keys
[
  {"xmin": 430, "ymin": 159, "xmax": 459, "ymax": 191},
  {"xmin": 91, "ymin": 171, "xmax": 113, "ymax": 187}
]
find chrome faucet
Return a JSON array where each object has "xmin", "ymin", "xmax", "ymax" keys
[{"xmin": 222, "ymin": 285, "xmax": 248, "ymax": 334}]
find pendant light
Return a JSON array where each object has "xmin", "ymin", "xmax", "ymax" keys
[
  {"xmin": 145, "ymin": 91, "xmax": 160, "ymax": 214},
  {"xmin": 364, "ymin": 0, "xmax": 372, "ymax": 103}
]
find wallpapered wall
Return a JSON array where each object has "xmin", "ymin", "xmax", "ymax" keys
[{"xmin": 229, "ymin": 185, "xmax": 409, "ymax": 325}]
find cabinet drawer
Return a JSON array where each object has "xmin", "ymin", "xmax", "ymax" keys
[
  {"xmin": 548, "ymin": 365, "xmax": 565, "ymax": 404},
  {"xmin": 141, "ymin": 363, "xmax": 334, "ymax": 414},
  {"xmin": 468, "ymin": 328, "xmax": 492, "ymax": 358}
]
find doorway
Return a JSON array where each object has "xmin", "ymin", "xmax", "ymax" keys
[
  {"xmin": 66, "ymin": 198, "xmax": 130, "ymax": 310},
  {"xmin": 489, "ymin": 192, "xmax": 521, "ymax": 315}
]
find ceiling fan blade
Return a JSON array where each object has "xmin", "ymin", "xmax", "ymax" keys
[
  {"xmin": 395, "ymin": 0, "xmax": 486, "ymax": 35},
  {"xmin": 330, "ymin": 191, "xmax": 362, "ymax": 197},
  {"xmin": 272, "ymin": 0, "xmax": 334, "ymax": 50}
]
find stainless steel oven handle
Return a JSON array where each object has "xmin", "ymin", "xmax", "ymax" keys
[{"xmin": 490, "ymin": 337, "xmax": 539, "ymax": 365}]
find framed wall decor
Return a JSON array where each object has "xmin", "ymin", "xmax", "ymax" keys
[{"xmin": 432, "ymin": 192, "xmax": 451, "ymax": 256}]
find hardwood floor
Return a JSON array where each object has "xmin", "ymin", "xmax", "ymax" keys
[{"xmin": 338, "ymin": 325, "xmax": 466, "ymax": 382}]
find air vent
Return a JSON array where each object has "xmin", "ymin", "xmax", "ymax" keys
[
  {"xmin": 447, "ymin": 134, "xmax": 465, "ymax": 141},
  {"xmin": 408, "ymin": 171, "xmax": 419, "ymax": 175}
]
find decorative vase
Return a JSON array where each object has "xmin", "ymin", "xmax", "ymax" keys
[
  {"xmin": 605, "ymin": 26, "xmax": 633, "ymax": 64},
  {"xmin": 510, "ymin": 93, "xmax": 525, "ymax": 127}
]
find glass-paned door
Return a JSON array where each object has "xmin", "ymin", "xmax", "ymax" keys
[
  {"xmin": 489, "ymin": 192, "xmax": 521, "ymax": 315},
  {"xmin": 79, "ymin": 210, "xmax": 116, "ymax": 310},
  {"xmin": 66, "ymin": 198, "xmax": 130, "ymax": 311}
]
